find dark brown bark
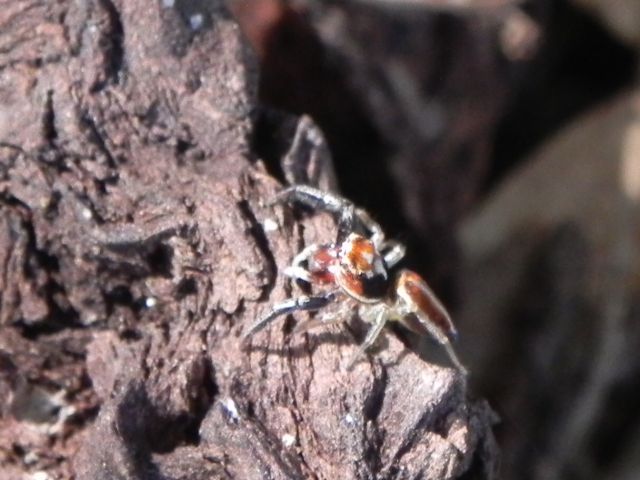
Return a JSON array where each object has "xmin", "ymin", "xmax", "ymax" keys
[{"xmin": 0, "ymin": 1, "xmax": 497, "ymax": 479}]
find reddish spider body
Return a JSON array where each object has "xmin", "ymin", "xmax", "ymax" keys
[
  {"xmin": 305, "ymin": 245, "xmax": 338, "ymax": 285},
  {"xmin": 307, "ymin": 234, "xmax": 389, "ymax": 301},
  {"xmin": 300, "ymin": 233, "xmax": 458, "ymax": 341},
  {"xmin": 244, "ymin": 185, "xmax": 466, "ymax": 374}
]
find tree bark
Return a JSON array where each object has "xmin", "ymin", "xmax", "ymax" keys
[{"xmin": 0, "ymin": 1, "xmax": 497, "ymax": 479}]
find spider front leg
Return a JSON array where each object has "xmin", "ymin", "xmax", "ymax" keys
[
  {"xmin": 394, "ymin": 270, "xmax": 468, "ymax": 376},
  {"xmin": 381, "ymin": 240, "xmax": 406, "ymax": 268},
  {"xmin": 243, "ymin": 291, "xmax": 339, "ymax": 340},
  {"xmin": 281, "ymin": 243, "xmax": 321, "ymax": 283},
  {"xmin": 271, "ymin": 185, "xmax": 352, "ymax": 220},
  {"xmin": 353, "ymin": 207, "xmax": 406, "ymax": 268},
  {"xmin": 282, "ymin": 242, "xmax": 339, "ymax": 288},
  {"xmin": 272, "ymin": 185, "xmax": 357, "ymax": 241},
  {"xmin": 272, "ymin": 185, "xmax": 387, "ymax": 245}
]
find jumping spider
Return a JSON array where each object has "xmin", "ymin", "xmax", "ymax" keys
[{"xmin": 243, "ymin": 185, "xmax": 467, "ymax": 375}]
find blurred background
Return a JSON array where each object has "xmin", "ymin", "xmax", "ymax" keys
[{"xmin": 227, "ymin": 1, "xmax": 640, "ymax": 479}]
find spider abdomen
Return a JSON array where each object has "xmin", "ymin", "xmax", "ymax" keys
[{"xmin": 395, "ymin": 270, "xmax": 458, "ymax": 342}]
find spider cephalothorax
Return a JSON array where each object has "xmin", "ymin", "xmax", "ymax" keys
[
  {"xmin": 306, "ymin": 233, "xmax": 390, "ymax": 302},
  {"xmin": 243, "ymin": 185, "xmax": 467, "ymax": 375}
]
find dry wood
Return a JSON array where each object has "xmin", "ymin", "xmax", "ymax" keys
[{"xmin": 0, "ymin": 1, "xmax": 497, "ymax": 478}]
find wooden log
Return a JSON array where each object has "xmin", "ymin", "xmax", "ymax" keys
[{"xmin": 0, "ymin": 1, "xmax": 497, "ymax": 478}]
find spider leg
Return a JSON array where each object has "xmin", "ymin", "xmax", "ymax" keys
[
  {"xmin": 347, "ymin": 305, "xmax": 388, "ymax": 370},
  {"xmin": 392, "ymin": 270, "xmax": 468, "ymax": 376},
  {"xmin": 381, "ymin": 241, "xmax": 406, "ymax": 268},
  {"xmin": 271, "ymin": 186, "xmax": 386, "ymax": 244},
  {"xmin": 353, "ymin": 207, "xmax": 385, "ymax": 248},
  {"xmin": 394, "ymin": 270, "xmax": 468, "ymax": 376},
  {"xmin": 272, "ymin": 185, "xmax": 358, "ymax": 242},
  {"xmin": 282, "ymin": 265, "xmax": 314, "ymax": 283},
  {"xmin": 413, "ymin": 316, "xmax": 467, "ymax": 376},
  {"xmin": 292, "ymin": 300, "xmax": 354, "ymax": 334},
  {"xmin": 243, "ymin": 291, "xmax": 338, "ymax": 340},
  {"xmin": 411, "ymin": 313, "xmax": 467, "ymax": 375},
  {"xmin": 336, "ymin": 205, "xmax": 358, "ymax": 243},
  {"xmin": 354, "ymin": 207, "xmax": 406, "ymax": 268},
  {"xmin": 282, "ymin": 243, "xmax": 321, "ymax": 283},
  {"xmin": 271, "ymin": 185, "xmax": 351, "ymax": 215},
  {"xmin": 438, "ymin": 337, "xmax": 467, "ymax": 376}
]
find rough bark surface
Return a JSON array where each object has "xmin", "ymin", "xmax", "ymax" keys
[{"xmin": 0, "ymin": 1, "xmax": 497, "ymax": 479}]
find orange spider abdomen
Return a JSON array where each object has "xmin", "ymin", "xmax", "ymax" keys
[{"xmin": 396, "ymin": 270, "xmax": 457, "ymax": 341}]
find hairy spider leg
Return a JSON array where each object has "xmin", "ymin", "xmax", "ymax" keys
[
  {"xmin": 283, "ymin": 243, "xmax": 339, "ymax": 286},
  {"xmin": 410, "ymin": 313, "xmax": 467, "ymax": 376},
  {"xmin": 272, "ymin": 185, "xmax": 386, "ymax": 245},
  {"xmin": 272, "ymin": 185, "xmax": 356, "ymax": 242},
  {"xmin": 272, "ymin": 184, "xmax": 348, "ymax": 214},
  {"xmin": 395, "ymin": 270, "xmax": 467, "ymax": 375},
  {"xmin": 347, "ymin": 304, "xmax": 389, "ymax": 369},
  {"xmin": 352, "ymin": 206, "xmax": 407, "ymax": 269},
  {"xmin": 381, "ymin": 242, "xmax": 406, "ymax": 268},
  {"xmin": 282, "ymin": 244, "xmax": 322, "ymax": 283},
  {"xmin": 243, "ymin": 291, "xmax": 339, "ymax": 339},
  {"xmin": 353, "ymin": 207, "xmax": 385, "ymax": 248},
  {"xmin": 292, "ymin": 300, "xmax": 355, "ymax": 334}
]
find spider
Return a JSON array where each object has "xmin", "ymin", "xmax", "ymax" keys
[{"xmin": 243, "ymin": 185, "xmax": 467, "ymax": 375}]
